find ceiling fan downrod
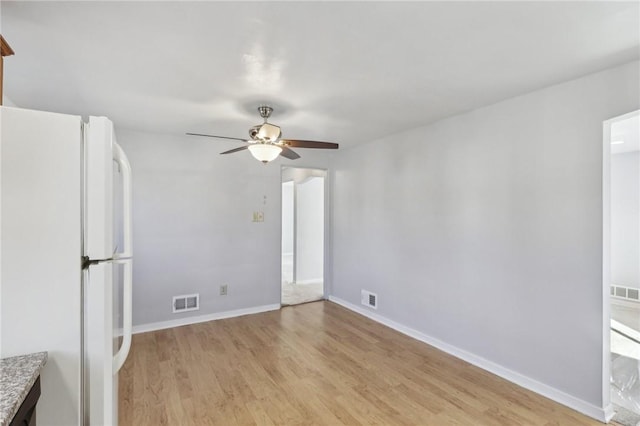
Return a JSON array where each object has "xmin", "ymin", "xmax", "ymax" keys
[{"xmin": 258, "ymin": 105, "xmax": 273, "ymax": 122}]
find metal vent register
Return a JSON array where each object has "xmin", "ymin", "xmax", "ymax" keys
[
  {"xmin": 611, "ymin": 285, "xmax": 640, "ymax": 302},
  {"xmin": 361, "ymin": 290, "xmax": 378, "ymax": 309},
  {"xmin": 173, "ymin": 294, "xmax": 199, "ymax": 313}
]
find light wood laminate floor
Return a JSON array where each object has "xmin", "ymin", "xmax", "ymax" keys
[{"xmin": 119, "ymin": 301, "xmax": 604, "ymax": 425}]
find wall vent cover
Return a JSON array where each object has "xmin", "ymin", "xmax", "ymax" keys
[
  {"xmin": 611, "ymin": 285, "xmax": 640, "ymax": 303},
  {"xmin": 361, "ymin": 290, "xmax": 378, "ymax": 310},
  {"xmin": 173, "ymin": 293, "xmax": 199, "ymax": 313}
]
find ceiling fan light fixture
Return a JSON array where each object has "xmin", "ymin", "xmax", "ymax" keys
[
  {"xmin": 248, "ymin": 143, "xmax": 282, "ymax": 163},
  {"xmin": 186, "ymin": 105, "xmax": 338, "ymax": 162},
  {"xmin": 257, "ymin": 123, "xmax": 281, "ymax": 142}
]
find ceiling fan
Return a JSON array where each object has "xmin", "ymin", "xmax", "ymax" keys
[{"xmin": 187, "ymin": 106, "xmax": 339, "ymax": 163}]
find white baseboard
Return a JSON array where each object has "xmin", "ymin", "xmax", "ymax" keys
[
  {"xmin": 132, "ymin": 303, "xmax": 281, "ymax": 334},
  {"xmin": 295, "ymin": 278, "xmax": 323, "ymax": 285},
  {"xmin": 603, "ymin": 404, "xmax": 615, "ymax": 422},
  {"xmin": 328, "ymin": 296, "xmax": 609, "ymax": 423},
  {"xmin": 611, "ymin": 297, "xmax": 640, "ymax": 309}
]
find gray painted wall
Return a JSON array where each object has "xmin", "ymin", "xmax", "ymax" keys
[
  {"xmin": 331, "ymin": 61, "xmax": 639, "ymax": 408},
  {"xmin": 2, "ymin": 96, "xmax": 16, "ymax": 107},
  {"xmin": 116, "ymin": 130, "xmax": 333, "ymax": 326},
  {"xmin": 611, "ymin": 151, "xmax": 640, "ymax": 288}
]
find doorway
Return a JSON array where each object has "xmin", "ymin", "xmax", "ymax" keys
[
  {"xmin": 604, "ymin": 110, "xmax": 640, "ymax": 424},
  {"xmin": 281, "ymin": 167, "xmax": 326, "ymax": 306}
]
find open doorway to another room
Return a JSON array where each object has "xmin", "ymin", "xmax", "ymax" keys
[
  {"xmin": 281, "ymin": 167, "xmax": 326, "ymax": 306},
  {"xmin": 605, "ymin": 110, "xmax": 640, "ymax": 425}
]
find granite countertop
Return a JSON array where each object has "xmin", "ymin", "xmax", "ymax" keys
[{"xmin": 0, "ymin": 352, "xmax": 47, "ymax": 426}]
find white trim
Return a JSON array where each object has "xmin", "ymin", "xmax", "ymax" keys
[
  {"xmin": 611, "ymin": 318, "xmax": 640, "ymax": 344},
  {"xmin": 602, "ymin": 109, "xmax": 639, "ymax": 419},
  {"xmin": 603, "ymin": 404, "xmax": 615, "ymax": 423},
  {"xmin": 132, "ymin": 304, "xmax": 281, "ymax": 334},
  {"xmin": 328, "ymin": 296, "xmax": 611, "ymax": 423},
  {"xmin": 611, "ymin": 297, "xmax": 640, "ymax": 309},
  {"xmin": 602, "ymin": 116, "xmax": 613, "ymax": 417},
  {"xmin": 295, "ymin": 278, "xmax": 324, "ymax": 285},
  {"xmin": 324, "ymin": 169, "xmax": 333, "ymax": 301},
  {"xmin": 280, "ymin": 166, "xmax": 329, "ymax": 303}
]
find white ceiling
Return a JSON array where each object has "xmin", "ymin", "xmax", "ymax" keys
[{"xmin": 1, "ymin": 1, "xmax": 639, "ymax": 149}]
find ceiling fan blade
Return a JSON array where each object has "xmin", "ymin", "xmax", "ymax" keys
[
  {"xmin": 186, "ymin": 132, "xmax": 248, "ymax": 142},
  {"xmin": 281, "ymin": 139, "xmax": 339, "ymax": 149},
  {"xmin": 220, "ymin": 146, "xmax": 249, "ymax": 155},
  {"xmin": 280, "ymin": 146, "xmax": 301, "ymax": 160}
]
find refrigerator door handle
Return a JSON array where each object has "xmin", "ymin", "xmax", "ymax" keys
[
  {"xmin": 113, "ymin": 258, "xmax": 132, "ymax": 373},
  {"xmin": 113, "ymin": 142, "xmax": 132, "ymax": 260}
]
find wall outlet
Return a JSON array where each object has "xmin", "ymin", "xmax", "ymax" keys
[{"xmin": 220, "ymin": 284, "xmax": 228, "ymax": 296}]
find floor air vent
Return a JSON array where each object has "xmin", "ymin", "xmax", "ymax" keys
[
  {"xmin": 361, "ymin": 290, "xmax": 378, "ymax": 309},
  {"xmin": 173, "ymin": 293, "xmax": 199, "ymax": 313}
]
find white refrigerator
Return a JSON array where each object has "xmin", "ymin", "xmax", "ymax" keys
[{"xmin": 0, "ymin": 106, "xmax": 133, "ymax": 425}]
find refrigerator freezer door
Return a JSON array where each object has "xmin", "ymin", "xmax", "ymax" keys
[{"xmin": 85, "ymin": 116, "xmax": 115, "ymax": 260}]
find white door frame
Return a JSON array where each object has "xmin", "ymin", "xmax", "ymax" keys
[
  {"xmin": 280, "ymin": 166, "xmax": 330, "ymax": 304},
  {"xmin": 601, "ymin": 109, "xmax": 639, "ymax": 421}
]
